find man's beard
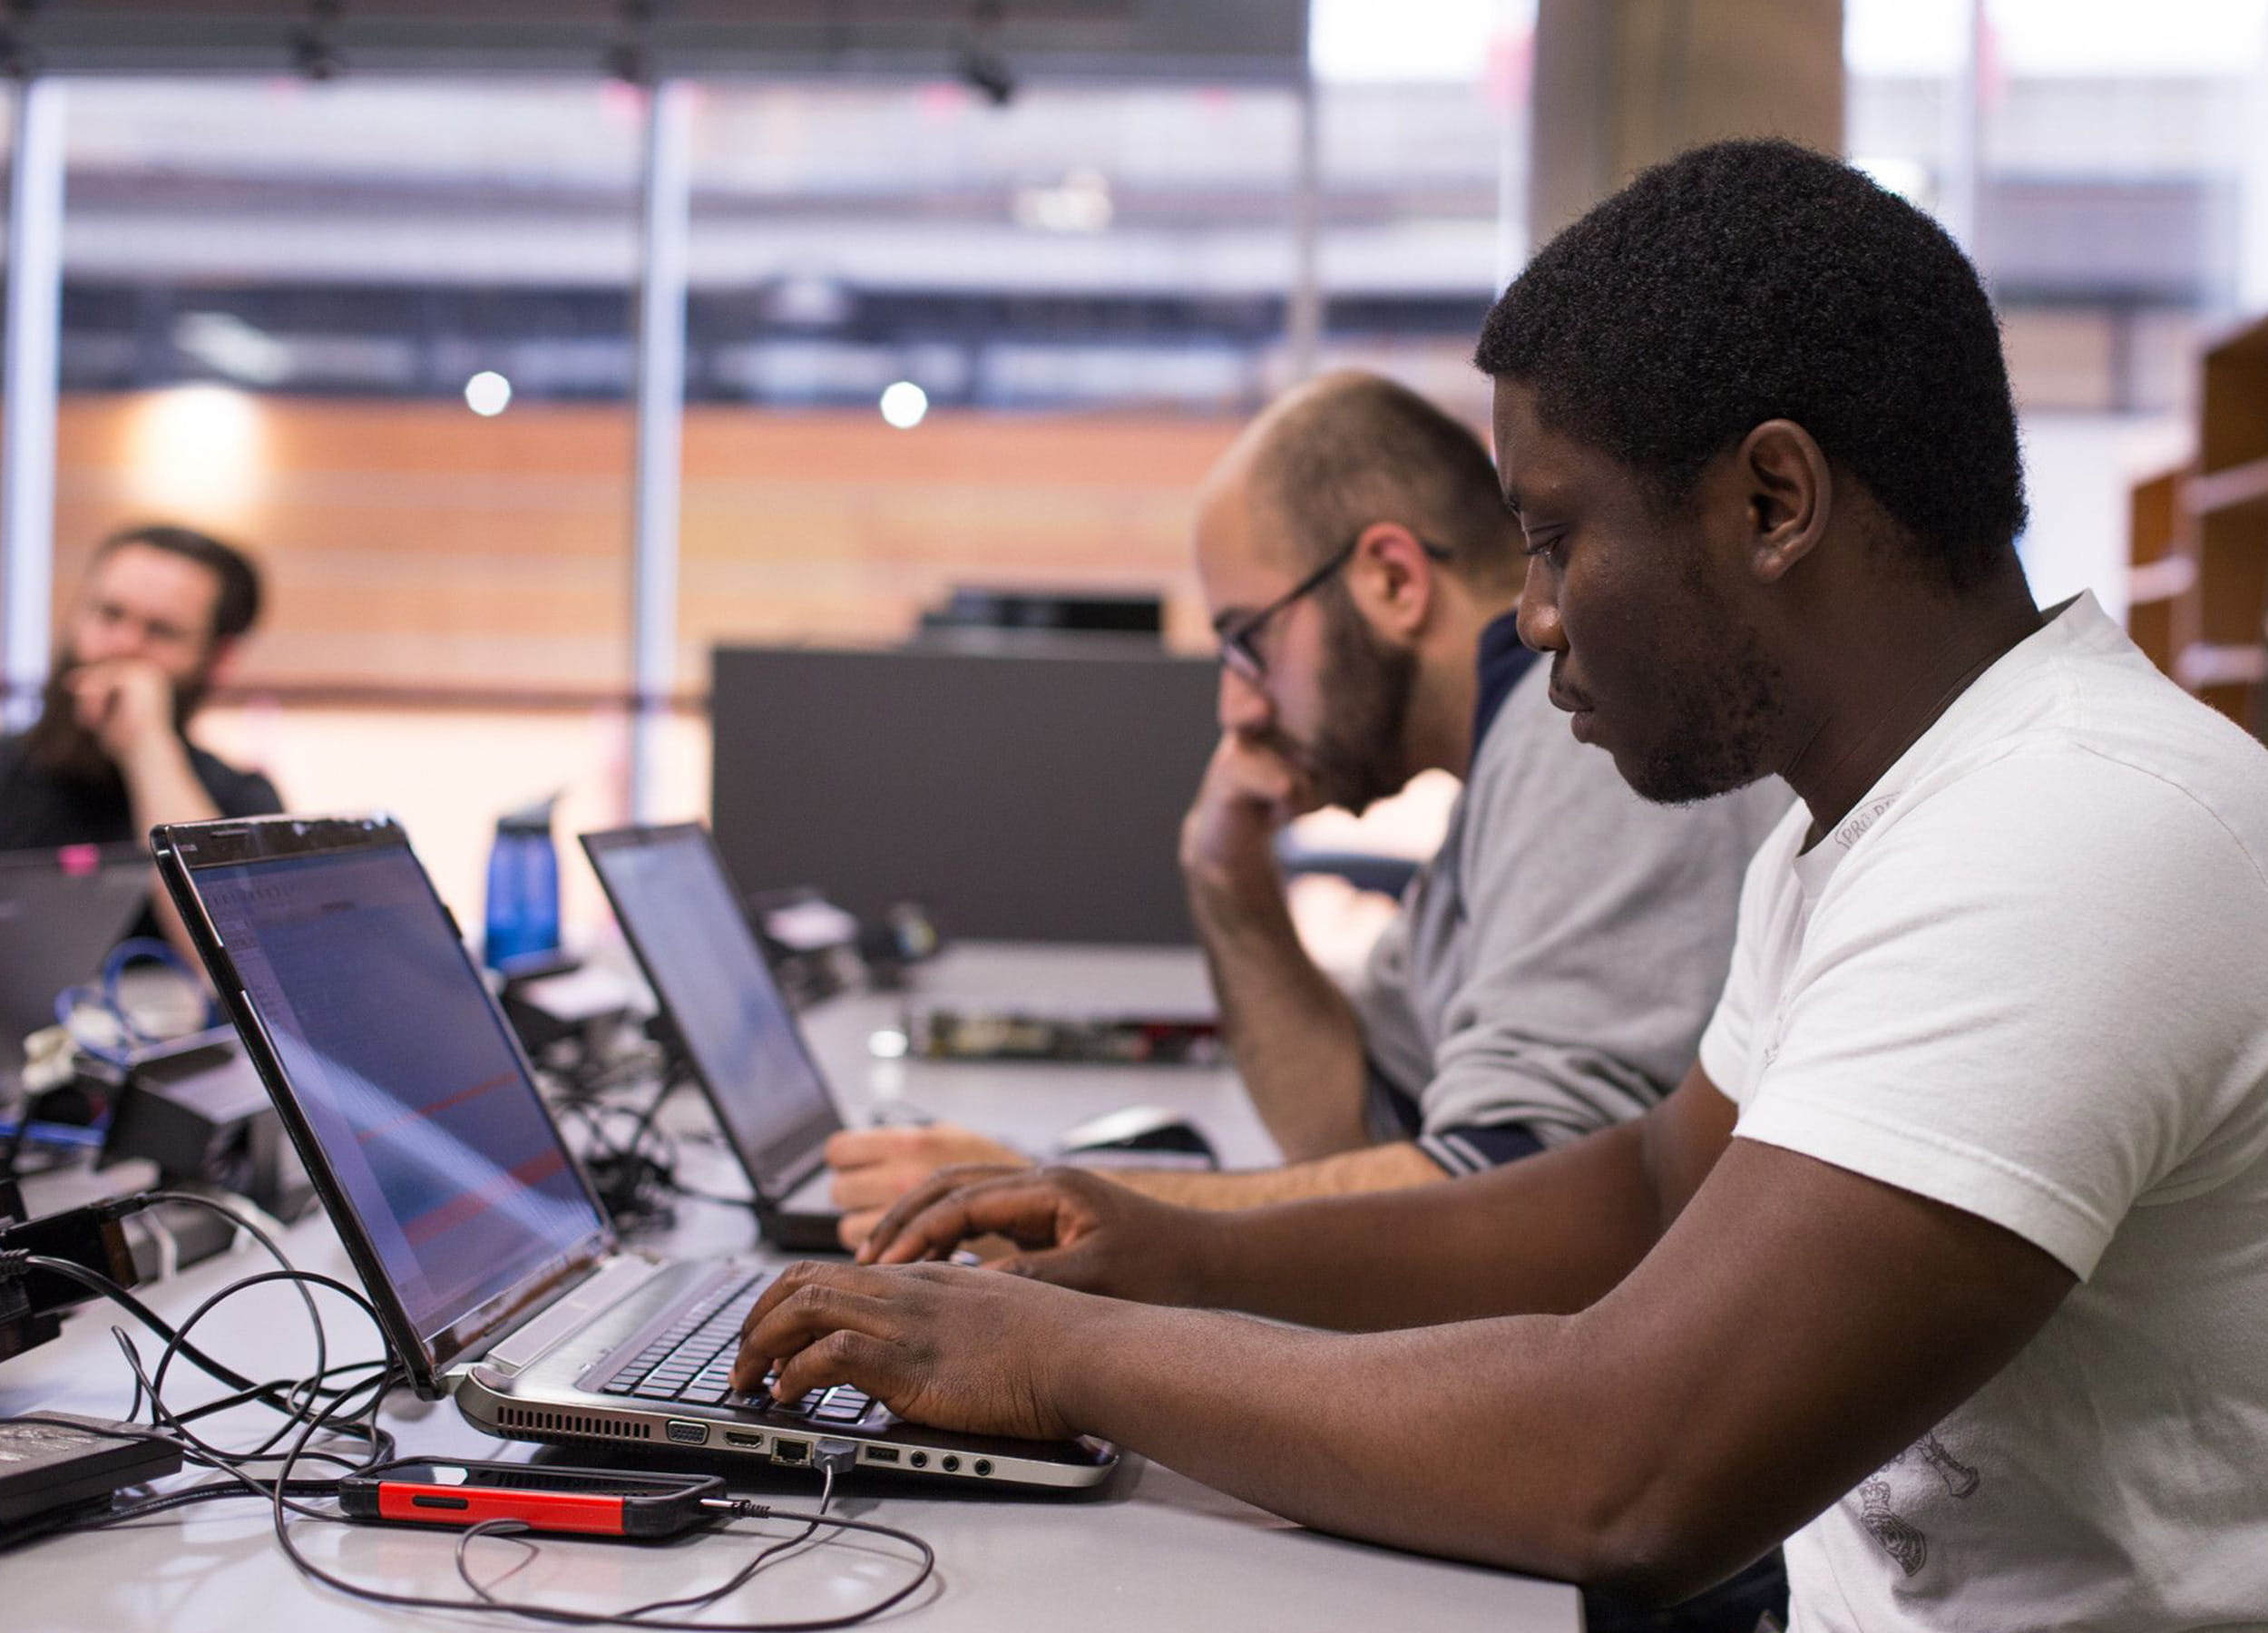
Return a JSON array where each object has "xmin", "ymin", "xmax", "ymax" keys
[
  {"xmin": 18, "ymin": 650, "xmax": 207, "ymax": 791},
  {"xmin": 1622, "ymin": 594, "xmax": 1786, "ymax": 807},
  {"xmin": 1289, "ymin": 589, "xmax": 1419, "ymax": 817}
]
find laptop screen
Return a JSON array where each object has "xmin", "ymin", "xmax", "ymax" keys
[
  {"xmin": 1, "ymin": 845, "xmax": 151, "ymax": 1081},
  {"xmin": 191, "ymin": 842, "xmax": 606, "ymax": 1346},
  {"xmin": 584, "ymin": 826, "xmax": 837, "ymax": 1193}
]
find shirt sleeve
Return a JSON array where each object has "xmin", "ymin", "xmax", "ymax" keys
[
  {"xmin": 1417, "ymin": 670, "xmax": 1789, "ymax": 1149},
  {"xmin": 204, "ymin": 760, "xmax": 284, "ymax": 818},
  {"xmin": 1733, "ymin": 746, "xmax": 2268, "ymax": 1280}
]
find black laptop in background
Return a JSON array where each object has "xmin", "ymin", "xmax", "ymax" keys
[
  {"xmin": 149, "ymin": 813, "xmax": 1115, "ymax": 1491},
  {"xmin": 580, "ymin": 824, "xmax": 846, "ymax": 1252}
]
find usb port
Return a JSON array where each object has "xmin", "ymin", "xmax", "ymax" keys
[
  {"xmin": 773, "ymin": 1439, "xmax": 808, "ymax": 1465},
  {"xmin": 665, "ymin": 1421, "xmax": 708, "ymax": 1445},
  {"xmin": 863, "ymin": 1446, "xmax": 900, "ymax": 1464},
  {"xmin": 724, "ymin": 1432, "xmax": 766, "ymax": 1450}
]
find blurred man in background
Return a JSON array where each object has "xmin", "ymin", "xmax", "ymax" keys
[{"xmin": 0, "ymin": 523, "xmax": 281, "ymax": 955}]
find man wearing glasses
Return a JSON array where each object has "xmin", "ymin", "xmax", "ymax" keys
[{"xmin": 826, "ymin": 371, "xmax": 1787, "ymax": 1230}]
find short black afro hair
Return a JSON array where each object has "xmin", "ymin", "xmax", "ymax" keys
[{"xmin": 1475, "ymin": 139, "xmax": 2027, "ymax": 591}]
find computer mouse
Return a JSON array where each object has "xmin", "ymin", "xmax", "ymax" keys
[{"xmin": 1052, "ymin": 1104, "xmax": 1217, "ymax": 1163}]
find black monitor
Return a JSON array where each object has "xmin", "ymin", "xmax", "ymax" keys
[{"xmin": 709, "ymin": 643, "xmax": 1217, "ymax": 944}]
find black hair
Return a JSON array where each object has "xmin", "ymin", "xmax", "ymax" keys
[
  {"xmin": 1474, "ymin": 139, "xmax": 2027, "ymax": 590},
  {"xmin": 93, "ymin": 523, "xmax": 263, "ymax": 641},
  {"xmin": 1249, "ymin": 369, "xmax": 1520, "ymax": 585}
]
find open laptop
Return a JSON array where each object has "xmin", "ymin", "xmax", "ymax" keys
[
  {"xmin": 582, "ymin": 823, "xmax": 849, "ymax": 1251},
  {"xmin": 1, "ymin": 845, "xmax": 153, "ymax": 1096},
  {"xmin": 151, "ymin": 813, "xmax": 1116, "ymax": 1491}
]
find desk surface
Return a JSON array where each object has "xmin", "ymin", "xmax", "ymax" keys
[{"xmin": 0, "ymin": 944, "xmax": 1580, "ymax": 1631}]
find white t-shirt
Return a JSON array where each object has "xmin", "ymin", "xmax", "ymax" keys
[{"xmin": 1697, "ymin": 593, "xmax": 2268, "ymax": 1632}]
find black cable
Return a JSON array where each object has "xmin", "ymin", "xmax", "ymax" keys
[
  {"xmin": 10, "ymin": 1253, "xmax": 274, "ymax": 1401},
  {"xmin": 7, "ymin": 1253, "xmax": 379, "ymax": 1436},
  {"xmin": 138, "ymin": 1188, "xmax": 331, "ymax": 1425},
  {"xmin": 7, "ymin": 1205, "xmax": 938, "ymax": 1627},
  {"xmin": 666, "ymin": 1181, "xmax": 759, "ymax": 1209},
  {"xmin": 125, "ymin": 1267, "xmax": 393, "ymax": 1477},
  {"xmin": 0, "ymin": 1187, "xmax": 396, "ymax": 1527}
]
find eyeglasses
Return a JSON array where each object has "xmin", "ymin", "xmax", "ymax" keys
[{"xmin": 1214, "ymin": 531, "xmax": 1452, "ymax": 684}]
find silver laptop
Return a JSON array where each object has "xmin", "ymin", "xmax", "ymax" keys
[
  {"xmin": 580, "ymin": 823, "xmax": 845, "ymax": 1252},
  {"xmin": 151, "ymin": 813, "xmax": 1116, "ymax": 1491},
  {"xmin": 1, "ymin": 844, "xmax": 152, "ymax": 1097}
]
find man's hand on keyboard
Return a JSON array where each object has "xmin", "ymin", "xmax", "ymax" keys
[
  {"xmin": 731, "ymin": 1260, "xmax": 1096, "ymax": 1442},
  {"xmin": 824, "ymin": 1126, "xmax": 1029, "ymax": 1251},
  {"xmin": 855, "ymin": 1164, "xmax": 1220, "ymax": 1308}
]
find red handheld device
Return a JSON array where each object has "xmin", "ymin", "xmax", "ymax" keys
[{"xmin": 337, "ymin": 1459, "xmax": 727, "ymax": 1540}]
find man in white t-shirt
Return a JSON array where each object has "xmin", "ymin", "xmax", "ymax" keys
[{"xmin": 723, "ymin": 141, "xmax": 2268, "ymax": 1631}]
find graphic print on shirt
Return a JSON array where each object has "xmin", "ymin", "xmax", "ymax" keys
[
  {"xmin": 1832, "ymin": 792, "xmax": 1901, "ymax": 852},
  {"xmin": 1854, "ymin": 1432, "xmax": 1980, "ymax": 1578}
]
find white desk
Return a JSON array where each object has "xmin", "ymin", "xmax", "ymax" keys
[{"xmin": 0, "ymin": 944, "xmax": 1580, "ymax": 1631}]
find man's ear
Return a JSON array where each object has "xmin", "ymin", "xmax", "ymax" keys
[
  {"xmin": 1344, "ymin": 523, "xmax": 1437, "ymax": 640},
  {"xmin": 1735, "ymin": 419, "xmax": 1832, "ymax": 585}
]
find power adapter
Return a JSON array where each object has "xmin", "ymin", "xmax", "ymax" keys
[{"xmin": 0, "ymin": 1415, "xmax": 181, "ymax": 1540}]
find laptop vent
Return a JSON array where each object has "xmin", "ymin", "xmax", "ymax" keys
[{"xmin": 493, "ymin": 1405, "xmax": 652, "ymax": 1441}]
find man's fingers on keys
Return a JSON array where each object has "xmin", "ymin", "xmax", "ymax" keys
[
  {"xmin": 865, "ymin": 1171, "xmax": 1070, "ymax": 1266},
  {"xmin": 731, "ymin": 1266, "xmax": 902, "ymax": 1392},
  {"xmin": 767, "ymin": 1328, "xmax": 902, "ymax": 1405},
  {"xmin": 737, "ymin": 1259, "xmax": 877, "ymax": 1347},
  {"xmin": 858, "ymin": 1163, "xmax": 1025, "ymax": 1263}
]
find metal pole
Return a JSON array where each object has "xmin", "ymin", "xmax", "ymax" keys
[
  {"xmin": 1, "ymin": 79, "xmax": 65, "ymax": 730},
  {"xmin": 1286, "ymin": 64, "xmax": 1322, "ymax": 382},
  {"xmin": 629, "ymin": 79, "xmax": 691, "ymax": 821}
]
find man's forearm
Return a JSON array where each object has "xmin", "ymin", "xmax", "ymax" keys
[
  {"xmin": 1053, "ymin": 1297, "xmax": 1652, "ymax": 1588},
  {"xmin": 1099, "ymin": 1139, "xmax": 1448, "ymax": 1209},
  {"xmin": 1181, "ymin": 1118, "xmax": 1662, "ymax": 1332},
  {"xmin": 121, "ymin": 737, "xmax": 220, "ymax": 964},
  {"xmin": 1188, "ymin": 865, "xmax": 1374, "ymax": 1159}
]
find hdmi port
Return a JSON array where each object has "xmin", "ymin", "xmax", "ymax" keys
[{"xmin": 724, "ymin": 1432, "xmax": 766, "ymax": 1450}]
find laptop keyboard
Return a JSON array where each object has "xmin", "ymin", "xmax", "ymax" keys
[{"xmin": 595, "ymin": 1271, "xmax": 877, "ymax": 1426}]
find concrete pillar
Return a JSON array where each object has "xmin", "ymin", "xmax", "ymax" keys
[{"xmin": 1528, "ymin": 0, "xmax": 1843, "ymax": 249}]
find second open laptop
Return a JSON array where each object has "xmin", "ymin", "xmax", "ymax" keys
[
  {"xmin": 151, "ymin": 813, "xmax": 1116, "ymax": 1491},
  {"xmin": 0, "ymin": 844, "xmax": 154, "ymax": 1097},
  {"xmin": 580, "ymin": 822, "xmax": 848, "ymax": 1252}
]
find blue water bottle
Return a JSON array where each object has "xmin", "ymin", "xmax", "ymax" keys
[{"xmin": 484, "ymin": 793, "xmax": 562, "ymax": 971}]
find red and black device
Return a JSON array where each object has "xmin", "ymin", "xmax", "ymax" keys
[{"xmin": 338, "ymin": 1459, "xmax": 728, "ymax": 1540}]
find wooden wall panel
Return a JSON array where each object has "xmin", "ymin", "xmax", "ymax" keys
[{"xmin": 49, "ymin": 392, "xmax": 1240, "ymax": 696}]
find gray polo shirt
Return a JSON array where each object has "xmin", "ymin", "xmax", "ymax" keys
[{"xmin": 1354, "ymin": 640, "xmax": 1792, "ymax": 1172}]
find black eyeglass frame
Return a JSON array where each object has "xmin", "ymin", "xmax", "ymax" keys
[{"xmin": 1214, "ymin": 530, "xmax": 1453, "ymax": 683}]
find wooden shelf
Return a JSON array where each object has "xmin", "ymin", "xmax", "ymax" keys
[
  {"xmin": 2192, "ymin": 455, "xmax": 2268, "ymax": 519},
  {"xmin": 2174, "ymin": 641, "xmax": 2268, "ymax": 690},
  {"xmin": 2133, "ymin": 310, "xmax": 2268, "ymax": 738},
  {"xmin": 2127, "ymin": 554, "xmax": 2196, "ymax": 607}
]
